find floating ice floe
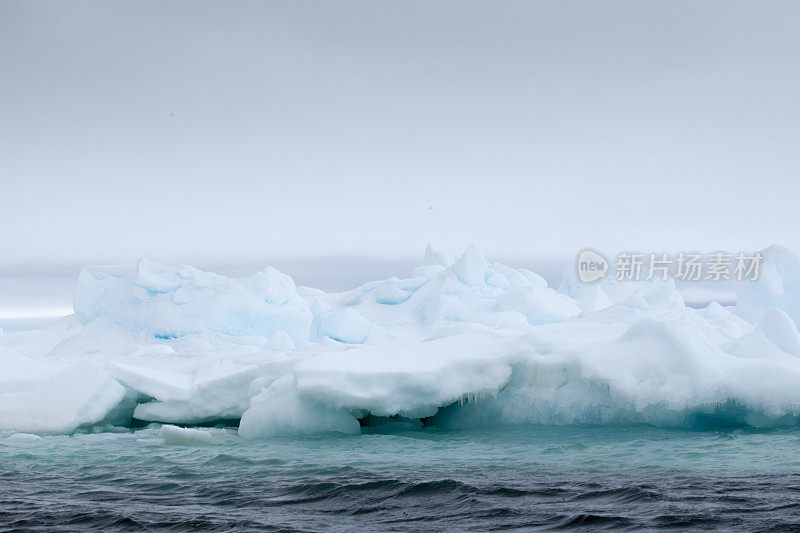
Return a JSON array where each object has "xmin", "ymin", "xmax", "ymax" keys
[
  {"xmin": 3, "ymin": 243, "xmax": 800, "ymax": 435},
  {"xmin": 158, "ymin": 424, "xmax": 236, "ymax": 445}
]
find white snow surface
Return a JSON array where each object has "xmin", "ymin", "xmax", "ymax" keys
[{"xmin": 3, "ymin": 243, "xmax": 800, "ymax": 436}]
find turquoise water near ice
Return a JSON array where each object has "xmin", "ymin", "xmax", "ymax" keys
[{"xmin": 3, "ymin": 424, "xmax": 800, "ymax": 531}]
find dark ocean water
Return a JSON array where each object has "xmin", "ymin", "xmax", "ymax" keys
[{"xmin": 2, "ymin": 425, "xmax": 800, "ymax": 531}]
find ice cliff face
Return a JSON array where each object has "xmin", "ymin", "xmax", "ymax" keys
[{"xmin": 2, "ymin": 244, "xmax": 800, "ymax": 436}]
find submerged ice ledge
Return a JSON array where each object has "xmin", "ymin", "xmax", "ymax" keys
[{"xmin": 3, "ymin": 244, "xmax": 800, "ymax": 436}]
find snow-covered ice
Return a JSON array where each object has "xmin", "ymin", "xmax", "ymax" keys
[{"xmin": 4, "ymin": 243, "xmax": 800, "ymax": 436}]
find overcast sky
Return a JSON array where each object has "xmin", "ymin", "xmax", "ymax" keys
[{"xmin": 2, "ymin": 1, "xmax": 799, "ymax": 267}]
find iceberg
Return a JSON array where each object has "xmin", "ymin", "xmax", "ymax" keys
[
  {"xmin": 74, "ymin": 259, "xmax": 312, "ymax": 345},
  {"xmin": 4, "ymin": 244, "xmax": 800, "ymax": 436}
]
